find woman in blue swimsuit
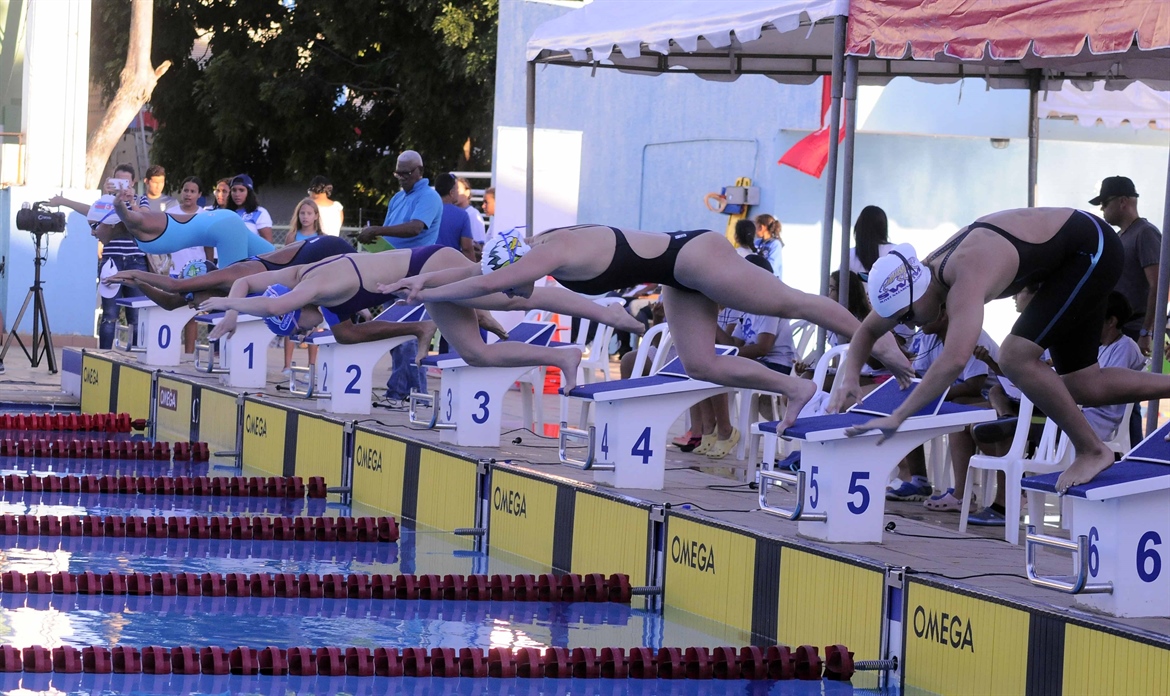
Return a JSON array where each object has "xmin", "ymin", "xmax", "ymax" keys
[
  {"xmin": 197, "ymin": 246, "xmax": 647, "ymax": 391},
  {"xmin": 107, "ymin": 188, "xmax": 273, "ymax": 266},
  {"xmin": 838, "ymin": 207, "xmax": 1170, "ymax": 492},
  {"xmin": 389, "ymin": 225, "xmax": 913, "ymax": 431}
]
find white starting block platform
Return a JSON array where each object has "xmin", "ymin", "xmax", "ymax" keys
[
  {"xmin": 409, "ymin": 321, "xmax": 557, "ymax": 447},
  {"xmin": 114, "ymin": 297, "xmax": 198, "ymax": 367},
  {"xmin": 193, "ymin": 312, "xmax": 272, "ymax": 388},
  {"xmin": 557, "ymin": 348, "xmax": 738, "ymax": 491},
  {"xmin": 302, "ymin": 304, "xmax": 429, "ymax": 415},
  {"xmin": 1022, "ymin": 422, "xmax": 1170, "ymax": 618},
  {"xmin": 756, "ymin": 388, "xmax": 995, "ymax": 543}
]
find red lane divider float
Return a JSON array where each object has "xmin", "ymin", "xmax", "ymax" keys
[
  {"xmin": 0, "ymin": 413, "xmax": 146, "ymax": 433},
  {"xmin": 0, "ymin": 439, "xmax": 210, "ymax": 461},
  {"xmin": 0, "ymin": 571, "xmax": 633, "ymax": 602},
  {"xmin": 0, "ymin": 474, "xmax": 326, "ymax": 499},
  {"xmin": 0, "ymin": 643, "xmax": 852, "ymax": 679},
  {"xmin": 0, "ymin": 514, "xmax": 396, "ymax": 542}
]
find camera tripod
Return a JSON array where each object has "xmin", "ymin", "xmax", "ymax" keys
[{"xmin": 0, "ymin": 230, "xmax": 56, "ymax": 373}]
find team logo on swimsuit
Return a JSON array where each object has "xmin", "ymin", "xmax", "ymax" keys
[{"xmin": 180, "ymin": 260, "xmax": 210, "ymax": 278}]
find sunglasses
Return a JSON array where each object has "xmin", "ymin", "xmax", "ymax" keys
[
  {"xmin": 393, "ymin": 167, "xmax": 418, "ymax": 179},
  {"xmin": 1098, "ymin": 197, "xmax": 1117, "ymax": 208}
]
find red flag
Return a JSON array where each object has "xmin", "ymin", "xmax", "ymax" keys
[{"xmin": 778, "ymin": 76, "xmax": 846, "ymax": 178}]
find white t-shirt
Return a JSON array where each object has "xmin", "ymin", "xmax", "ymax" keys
[
  {"xmin": 732, "ymin": 313, "xmax": 796, "ymax": 367},
  {"xmin": 911, "ymin": 330, "xmax": 998, "ymax": 385},
  {"xmin": 317, "ymin": 200, "xmax": 344, "ymax": 236},
  {"xmin": 850, "ymin": 243, "xmax": 895, "ymax": 277},
  {"xmin": 465, "ymin": 206, "xmax": 487, "ymax": 244},
  {"xmin": 1083, "ymin": 336, "xmax": 1146, "ymax": 439},
  {"xmin": 236, "ymin": 207, "xmax": 273, "ymax": 236}
]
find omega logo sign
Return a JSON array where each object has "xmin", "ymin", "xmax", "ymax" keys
[
  {"xmin": 355, "ymin": 445, "xmax": 383, "ymax": 473},
  {"xmin": 245, "ymin": 414, "xmax": 267, "ymax": 438},
  {"xmin": 912, "ymin": 606, "xmax": 974, "ymax": 652},
  {"xmin": 670, "ymin": 536, "xmax": 716, "ymax": 574},
  {"xmin": 83, "ymin": 368, "xmax": 100, "ymax": 385},
  {"xmin": 492, "ymin": 486, "xmax": 527, "ymax": 517},
  {"xmin": 158, "ymin": 387, "xmax": 178, "ymax": 411}
]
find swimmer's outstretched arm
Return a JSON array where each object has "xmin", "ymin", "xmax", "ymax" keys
[
  {"xmin": 381, "ymin": 264, "xmax": 482, "ymax": 302},
  {"xmin": 410, "ymin": 244, "xmax": 563, "ymax": 303},
  {"xmin": 199, "ymin": 267, "xmax": 306, "ymax": 339}
]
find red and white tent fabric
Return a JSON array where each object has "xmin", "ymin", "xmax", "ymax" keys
[
  {"xmin": 847, "ymin": 0, "xmax": 1170, "ymax": 87},
  {"xmin": 1041, "ymin": 81, "xmax": 1170, "ymax": 130}
]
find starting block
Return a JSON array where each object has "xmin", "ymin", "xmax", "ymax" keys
[
  {"xmin": 301, "ymin": 303, "xmax": 429, "ymax": 414},
  {"xmin": 557, "ymin": 348, "xmax": 737, "ymax": 490},
  {"xmin": 193, "ymin": 312, "xmax": 272, "ymax": 388},
  {"xmin": 1022, "ymin": 423, "xmax": 1170, "ymax": 618},
  {"xmin": 409, "ymin": 321, "xmax": 556, "ymax": 447},
  {"xmin": 114, "ymin": 297, "xmax": 198, "ymax": 366},
  {"xmin": 756, "ymin": 381, "xmax": 995, "ymax": 543}
]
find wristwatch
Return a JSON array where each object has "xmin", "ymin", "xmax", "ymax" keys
[{"xmin": 1140, "ymin": 329, "xmax": 1151, "ymax": 337}]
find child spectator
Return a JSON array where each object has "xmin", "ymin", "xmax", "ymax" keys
[
  {"xmin": 733, "ymin": 219, "xmax": 756, "ymax": 258},
  {"xmin": 227, "ymin": 174, "xmax": 274, "ymax": 243},
  {"xmin": 754, "ymin": 214, "xmax": 784, "ymax": 280},
  {"xmin": 206, "ymin": 178, "xmax": 231, "ymax": 210}
]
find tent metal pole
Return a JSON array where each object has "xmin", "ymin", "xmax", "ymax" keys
[
  {"xmin": 817, "ymin": 16, "xmax": 847, "ymax": 352},
  {"xmin": 839, "ymin": 56, "xmax": 859, "ymax": 310},
  {"xmin": 1145, "ymin": 150, "xmax": 1170, "ymax": 433},
  {"xmin": 1027, "ymin": 70, "xmax": 1040, "ymax": 208},
  {"xmin": 525, "ymin": 61, "xmax": 536, "ymax": 235}
]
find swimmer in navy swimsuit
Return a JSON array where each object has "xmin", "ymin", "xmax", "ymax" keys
[
  {"xmin": 198, "ymin": 246, "xmax": 647, "ymax": 391},
  {"xmin": 836, "ymin": 207, "xmax": 1170, "ymax": 493},
  {"xmin": 393, "ymin": 224, "xmax": 914, "ymax": 430},
  {"xmin": 103, "ymin": 235, "xmax": 356, "ymax": 311}
]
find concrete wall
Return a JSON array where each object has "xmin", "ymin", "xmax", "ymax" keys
[{"xmin": 498, "ymin": 0, "xmax": 1170, "ymax": 343}]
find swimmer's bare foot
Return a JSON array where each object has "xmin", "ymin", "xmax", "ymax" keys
[
  {"xmin": 554, "ymin": 347, "xmax": 583, "ymax": 393},
  {"xmin": 1055, "ymin": 448, "xmax": 1115, "ymax": 494},
  {"xmin": 605, "ymin": 303, "xmax": 646, "ymax": 335},
  {"xmin": 779, "ymin": 379, "xmax": 817, "ymax": 432},
  {"xmin": 475, "ymin": 310, "xmax": 509, "ymax": 341}
]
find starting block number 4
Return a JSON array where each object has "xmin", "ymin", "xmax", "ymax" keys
[{"xmin": 599, "ymin": 425, "xmax": 654, "ymax": 465}]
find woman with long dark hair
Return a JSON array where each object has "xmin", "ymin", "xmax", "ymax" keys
[{"xmin": 851, "ymin": 205, "xmax": 892, "ymax": 281}]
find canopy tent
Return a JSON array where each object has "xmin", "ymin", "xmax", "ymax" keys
[
  {"xmin": 1040, "ymin": 81, "xmax": 1170, "ymax": 130},
  {"xmin": 525, "ymin": 0, "xmax": 1170, "ymax": 386}
]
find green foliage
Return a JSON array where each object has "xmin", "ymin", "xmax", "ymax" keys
[{"xmin": 91, "ymin": 0, "xmax": 497, "ymax": 211}]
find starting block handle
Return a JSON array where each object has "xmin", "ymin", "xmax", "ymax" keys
[
  {"xmin": 558, "ymin": 422, "xmax": 612, "ymax": 471},
  {"xmin": 408, "ymin": 390, "xmax": 455, "ymax": 429},
  {"xmin": 114, "ymin": 324, "xmax": 144, "ymax": 353},
  {"xmin": 287, "ymin": 364, "xmax": 322, "ymax": 398},
  {"xmin": 193, "ymin": 341, "xmax": 228, "ymax": 374},
  {"xmin": 757, "ymin": 469, "xmax": 827, "ymax": 522},
  {"xmin": 1025, "ymin": 525, "xmax": 1113, "ymax": 595}
]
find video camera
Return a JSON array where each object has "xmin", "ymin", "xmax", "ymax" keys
[{"xmin": 15, "ymin": 201, "xmax": 66, "ymax": 235}]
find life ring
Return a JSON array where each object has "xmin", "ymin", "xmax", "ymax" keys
[{"xmin": 704, "ymin": 193, "xmax": 727, "ymax": 214}]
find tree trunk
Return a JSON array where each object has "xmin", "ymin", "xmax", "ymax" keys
[{"xmin": 83, "ymin": 0, "xmax": 171, "ymax": 188}]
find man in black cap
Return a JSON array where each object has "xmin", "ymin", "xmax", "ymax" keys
[{"xmin": 1092, "ymin": 176, "xmax": 1161, "ymax": 356}]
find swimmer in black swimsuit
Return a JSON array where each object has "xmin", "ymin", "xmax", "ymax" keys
[
  {"xmin": 834, "ymin": 207, "xmax": 1170, "ymax": 493},
  {"xmin": 198, "ymin": 246, "xmax": 648, "ymax": 392},
  {"xmin": 388, "ymin": 225, "xmax": 914, "ymax": 430},
  {"xmin": 104, "ymin": 235, "xmax": 357, "ymax": 311}
]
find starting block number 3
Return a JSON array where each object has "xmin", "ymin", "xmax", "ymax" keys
[
  {"xmin": 443, "ymin": 388, "xmax": 491, "ymax": 424},
  {"xmin": 1088, "ymin": 526, "xmax": 1163, "ymax": 583}
]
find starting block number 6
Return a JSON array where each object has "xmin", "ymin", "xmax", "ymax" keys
[
  {"xmin": 1088, "ymin": 525, "xmax": 1162, "ymax": 583},
  {"xmin": 158, "ymin": 325, "xmax": 171, "ymax": 350}
]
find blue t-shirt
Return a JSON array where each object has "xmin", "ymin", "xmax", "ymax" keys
[
  {"xmin": 381, "ymin": 178, "xmax": 442, "ymax": 249},
  {"xmin": 435, "ymin": 203, "xmax": 472, "ymax": 251}
]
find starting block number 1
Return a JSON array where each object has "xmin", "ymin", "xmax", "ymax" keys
[{"xmin": 1088, "ymin": 526, "xmax": 1163, "ymax": 583}]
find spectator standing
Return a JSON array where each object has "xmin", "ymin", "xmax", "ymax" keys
[
  {"xmin": 850, "ymin": 205, "xmax": 893, "ymax": 281},
  {"xmin": 168, "ymin": 177, "xmax": 211, "ymax": 354},
  {"xmin": 228, "ymin": 174, "xmax": 274, "ymax": 243},
  {"xmin": 434, "ymin": 173, "xmax": 475, "ymax": 260},
  {"xmin": 754, "ymin": 214, "xmax": 784, "ymax": 280},
  {"xmin": 457, "ymin": 177, "xmax": 487, "ymax": 254},
  {"xmin": 207, "ymin": 178, "xmax": 231, "ymax": 210},
  {"xmin": 733, "ymin": 219, "xmax": 756, "ymax": 258},
  {"xmin": 281, "ymin": 199, "xmax": 325, "ymax": 375},
  {"xmin": 142, "ymin": 165, "xmax": 177, "ymax": 213},
  {"xmin": 483, "ymin": 186, "xmax": 496, "ymax": 240},
  {"xmin": 1092, "ymin": 176, "xmax": 1161, "ymax": 355},
  {"xmin": 355, "ymin": 150, "xmax": 442, "ymax": 252},
  {"xmin": 308, "ymin": 176, "xmax": 345, "ymax": 236}
]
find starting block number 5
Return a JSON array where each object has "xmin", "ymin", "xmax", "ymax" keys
[
  {"xmin": 804, "ymin": 468, "xmax": 870, "ymax": 515},
  {"xmin": 1088, "ymin": 526, "xmax": 1163, "ymax": 582}
]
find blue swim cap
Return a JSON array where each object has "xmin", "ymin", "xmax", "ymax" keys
[{"xmin": 263, "ymin": 284, "xmax": 302, "ymax": 336}]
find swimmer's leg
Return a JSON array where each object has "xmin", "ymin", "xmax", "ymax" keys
[
  {"xmin": 999, "ymin": 336, "xmax": 1114, "ymax": 493},
  {"xmin": 661, "ymin": 287, "xmax": 815, "ymax": 431},
  {"xmin": 425, "ymin": 301, "xmax": 582, "ymax": 392}
]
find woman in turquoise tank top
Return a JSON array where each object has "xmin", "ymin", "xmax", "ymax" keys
[{"xmin": 107, "ymin": 189, "xmax": 273, "ymax": 266}]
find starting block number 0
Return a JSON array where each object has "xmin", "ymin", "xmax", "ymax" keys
[
  {"xmin": 158, "ymin": 325, "xmax": 171, "ymax": 350},
  {"xmin": 1088, "ymin": 526, "xmax": 1163, "ymax": 583},
  {"xmin": 806, "ymin": 468, "xmax": 870, "ymax": 515}
]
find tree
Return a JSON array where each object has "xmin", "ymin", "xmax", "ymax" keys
[
  {"xmin": 92, "ymin": 0, "xmax": 498, "ymax": 213},
  {"xmin": 85, "ymin": 0, "xmax": 170, "ymax": 188}
]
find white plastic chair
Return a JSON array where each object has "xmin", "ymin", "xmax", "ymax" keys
[
  {"xmin": 789, "ymin": 320, "xmax": 818, "ymax": 364},
  {"xmin": 751, "ymin": 343, "xmax": 850, "ymax": 469},
  {"xmin": 1102, "ymin": 402, "xmax": 1135, "ymax": 455},
  {"xmin": 627, "ymin": 323, "xmax": 670, "ymax": 379},
  {"xmin": 958, "ymin": 396, "xmax": 1072, "ymax": 545}
]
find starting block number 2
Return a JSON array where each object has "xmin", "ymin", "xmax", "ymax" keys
[{"xmin": 1088, "ymin": 526, "xmax": 1163, "ymax": 583}]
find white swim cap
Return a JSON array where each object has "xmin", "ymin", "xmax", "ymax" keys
[
  {"xmin": 481, "ymin": 228, "xmax": 530, "ymax": 275},
  {"xmin": 87, "ymin": 195, "xmax": 119, "ymax": 226},
  {"xmin": 867, "ymin": 243, "xmax": 932, "ymax": 318}
]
